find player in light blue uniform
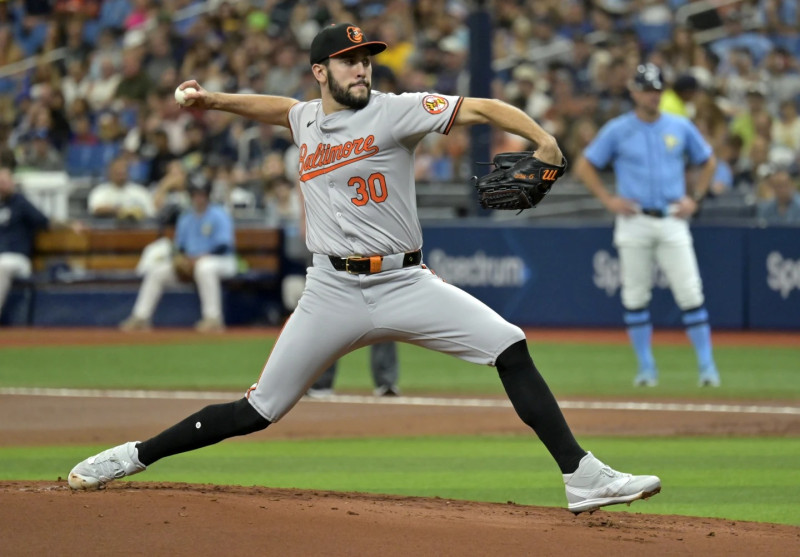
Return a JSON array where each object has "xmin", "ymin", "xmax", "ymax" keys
[{"xmin": 575, "ymin": 63, "xmax": 721, "ymax": 387}]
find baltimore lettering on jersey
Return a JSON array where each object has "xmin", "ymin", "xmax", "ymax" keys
[{"xmin": 298, "ymin": 135, "xmax": 380, "ymax": 181}]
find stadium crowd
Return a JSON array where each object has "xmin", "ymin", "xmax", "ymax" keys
[{"xmin": 1, "ymin": 0, "xmax": 799, "ymax": 225}]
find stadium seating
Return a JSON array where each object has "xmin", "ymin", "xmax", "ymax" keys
[{"xmin": 15, "ymin": 226, "xmax": 285, "ymax": 327}]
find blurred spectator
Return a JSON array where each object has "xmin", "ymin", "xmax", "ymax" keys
[
  {"xmin": 98, "ymin": 0, "xmax": 133, "ymax": 32},
  {"xmin": 0, "ymin": 26, "xmax": 24, "ymax": 77},
  {"xmin": 54, "ymin": 0, "xmax": 100, "ymax": 19},
  {"xmin": 44, "ymin": 88, "xmax": 72, "ymax": 151},
  {"xmin": 721, "ymin": 47, "xmax": 761, "ymax": 111},
  {"xmin": 760, "ymin": 47, "xmax": 800, "ymax": 115},
  {"xmin": 0, "ymin": 148, "xmax": 82, "ymax": 320},
  {"xmin": 62, "ymin": 58, "xmax": 92, "ymax": 110},
  {"xmin": 95, "ymin": 110, "xmax": 125, "ymax": 163},
  {"xmin": 143, "ymin": 26, "xmax": 179, "ymax": 85},
  {"xmin": 659, "ymin": 74, "xmax": 699, "ymax": 118},
  {"xmin": 62, "ymin": 16, "xmax": 94, "ymax": 69},
  {"xmin": 527, "ymin": 15, "xmax": 574, "ymax": 71},
  {"xmin": 143, "ymin": 129, "xmax": 176, "ymax": 187},
  {"xmin": 87, "ymin": 56, "xmax": 122, "ymax": 112},
  {"xmin": 557, "ymin": 1, "xmax": 593, "ymax": 40},
  {"xmin": 730, "ymin": 85, "xmax": 771, "ymax": 153},
  {"xmin": 712, "ymin": 135, "xmax": 745, "ymax": 195},
  {"xmin": 212, "ymin": 163, "xmax": 257, "ymax": 218},
  {"xmin": 15, "ymin": 130, "xmax": 64, "ymax": 171},
  {"xmin": 757, "ymin": 166, "xmax": 800, "ymax": 225},
  {"xmin": 204, "ymin": 110, "xmax": 239, "ymax": 165},
  {"xmin": 711, "ymin": 11, "xmax": 775, "ymax": 70},
  {"xmin": 69, "ymin": 114, "xmax": 98, "ymax": 146},
  {"xmin": 688, "ymin": 45, "xmax": 721, "ymax": 93},
  {"xmin": 740, "ymin": 135, "xmax": 774, "ymax": 197},
  {"xmin": 38, "ymin": 19, "xmax": 65, "ymax": 58},
  {"xmin": 115, "ymin": 49, "xmax": 152, "ymax": 106},
  {"xmin": 434, "ymin": 36, "xmax": 468, "ymax": 96},
  {"xmin": 263, "ymin": 175, "xmax": 300, "ymax": 228},
  {"xmin": 563, "ymin": 116, "xmax": 599, "ymax": 164},
  {"xmin": 506, "ymin": 64, "xmax": 551, "ymax": 120},
  {"xmin": 632, "ymin": 0, "xmax": 673, "ymax": 54},
  {"xmin": 119, "ymin": 178, "xmax": 237, "ymax": 333},
  {"xmin": 260, "ymin": 152, "xmax": 288, "ymax": 183},
  {"xmin": 88, "ymin": 27, "xmax": 124, "ymax": 79},
  {"xmin": 0, "ymin": 147, "xmax": 48, "ymax": 318},
  {"xmin": 146, "ymin": 87, "xmax": 192, "ymax": 156},
  {"xmin": 708, "ymin": 141, "xmax": 736, "ymax": 198},
  {"xmin": 660, "ymin": 25, "xmax": 695, "ymax": 76},
  {"xmin": 263, "ymin": 43, "xmax": 304, "ymax": 98},
  {"xmin": 691, "ymin": 91, "xmax": 727, "ymax": 152},
  {"xmin": 377, "ymin": 19, "xmax": 415, "ymax": 76},
  {"xmin": 87, "ymin": 155, "xmax": 154, "ymax": 220},
  {"xmin": 179, "ymin": 120, "xmax": 207, "ymax": 174},
  {"xmin": 152, "ymin": 160, "xmax": 190, "ymax": 226},
  {"xmin": 771, "ymin": 99, "xmax": 800, "ymax": 153},
  {"xmin": 124, "ymin": 0, "xmax": 154, "ymax": 31},
  {"xmin": 595, "ymin": 57, "xmax": 634, "ymax": 122}
]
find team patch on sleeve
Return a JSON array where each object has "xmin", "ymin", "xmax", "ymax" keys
[{"xmin": 422, "ymin": 95, "xmax": 449, "ymax": 115}]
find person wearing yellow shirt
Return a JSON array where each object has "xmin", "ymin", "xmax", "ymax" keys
[{"xmin": 659, "ymin": 74, "xmax": 700, "ymax": 118}]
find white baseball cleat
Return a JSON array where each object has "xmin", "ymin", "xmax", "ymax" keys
[
  {"xmin": 564, "ymin": 452, "xmax": 661, "ymax": 514},
  {"xmin": 699, "ymin": 366, "xmax": 721, "ymax": 387},
  {"xmin": 68, "ymin": 441, "xmax": 146, "ymax": 491},
  {"xmin": 633, "ymin": 369, "xmax": 658, "ymax": 387}
]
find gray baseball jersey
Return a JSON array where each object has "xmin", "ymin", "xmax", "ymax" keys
[
  {"xmin": 288, "ymin": 91, "xmax": 462, "ymax": 256},
  {"xmin": 247, "ymin": 91, "xmax": 524, "ymax": 422}
]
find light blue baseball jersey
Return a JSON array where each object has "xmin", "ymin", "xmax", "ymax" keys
[
  {"xmin": 583, "ymin": 112, "xmax": 712, "ymax": 211},
  {"xmin": 175, "ymin": 205, "xmax": 235, "ymax": 256}
]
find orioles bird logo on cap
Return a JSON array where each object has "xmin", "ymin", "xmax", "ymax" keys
[{"xmin": 347, "ymin": 26, "xmax": 364, "ymax": 43}]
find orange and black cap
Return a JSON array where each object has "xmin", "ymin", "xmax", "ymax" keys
[{"xmin": 309, "ymin": 23, "xmax": 387, "ymax": 65}]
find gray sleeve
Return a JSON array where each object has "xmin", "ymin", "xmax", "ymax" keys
[
  {"xmin": 386, "ymin": 92, "xmax": 463, "ymax": 145},
  {"xmin": 287, "ymin": 102, "xmax": 306, "ymax": 145}
]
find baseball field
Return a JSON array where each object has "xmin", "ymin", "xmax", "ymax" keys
[{"xmin": 1, "ymin": 327, "xmax": 798, "ymax": 556}]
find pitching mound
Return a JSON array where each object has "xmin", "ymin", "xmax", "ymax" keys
[{"xmin": 3, "ymin": 480, "xmax": 799, "ymax": 556}]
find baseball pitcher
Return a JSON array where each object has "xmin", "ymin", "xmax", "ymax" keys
[{"xmin": 68, "ymin": 23, "xmax": 661, "ymax": 514}]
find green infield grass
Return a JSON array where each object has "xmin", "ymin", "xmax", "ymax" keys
[
  {"xmin": 2, "ymin": 335, "xmax": 798, "ymax": 526},
  {"xmin": 0, "ymin": 338, "xmax": 798, "ymax": 400},
  {"xmin": 3, "ymin": 436, "xmax": 798, "ymax": 526}
]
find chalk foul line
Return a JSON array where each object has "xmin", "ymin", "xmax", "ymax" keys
[{"xmin": 1, "ymin": 387, "xmax": 798, "ymax": 415}]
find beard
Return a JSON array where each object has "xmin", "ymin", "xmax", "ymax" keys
[{"xmin": 327, "ymin": 70, "xmax": 371, "ymax": 110}]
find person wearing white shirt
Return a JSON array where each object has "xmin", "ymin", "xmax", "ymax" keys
[{"xmin": 88, "ymin": 156, "xmax": 155, "ymax": 220}]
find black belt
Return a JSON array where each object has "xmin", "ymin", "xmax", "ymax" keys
[
  {"xmin": 329, "ymin": 250, "xmax": 422, "ymax": 274},
  {"xmin": 641, "ymin": 208, "xmax": 666, "ymax": 218}
]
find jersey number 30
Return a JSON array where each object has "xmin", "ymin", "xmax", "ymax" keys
[{"xmin": 348, "ymin": 173, "xmax": 388, "ymax": 206}]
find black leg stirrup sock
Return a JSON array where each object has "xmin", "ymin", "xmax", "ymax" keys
[
  {"xmin": 496, "ymin": 340, "xmax": 586, "ymax": 474},
  {"xmin": 136, "ymin": 397, "xmax": 270, "ymax": 466}
]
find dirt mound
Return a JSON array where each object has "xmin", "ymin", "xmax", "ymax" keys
[{"xmin": 3, "ymin": 481, "xmax": 798, "ymax": 556}]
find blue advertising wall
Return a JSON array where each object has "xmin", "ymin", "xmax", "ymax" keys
[
  {"xmin": 746, "ymin": 228, "xmax": 800, "ymax": 329},
  {"xmin": 421, "ymin": 224, "xmax": 798, "ymax": 330},
  {"xmin": 3, "ymin": 224, "xmax": 798, "ymax": 330}
]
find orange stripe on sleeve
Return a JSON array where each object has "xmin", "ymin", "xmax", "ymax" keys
[{"xmin": 444, "ymin": 96, "xmax": 464, "ymax": 135}]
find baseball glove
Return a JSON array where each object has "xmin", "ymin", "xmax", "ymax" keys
[
  {"xmin": 172, "ymin": 253, "xmax": 194, "ymax": 282},
  {"xmin": 472, "ymin": 151, "xmax": 567, "ymax": 211}
]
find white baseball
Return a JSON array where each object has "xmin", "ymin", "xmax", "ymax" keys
[{"xmin": 174, "ymin": 86, "xmax": 197, "ymax": 107}]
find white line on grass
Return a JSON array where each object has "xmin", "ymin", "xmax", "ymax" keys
[{"xmin": 1, "ymin": 387, "xmax": 799, "ymax": 415}]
